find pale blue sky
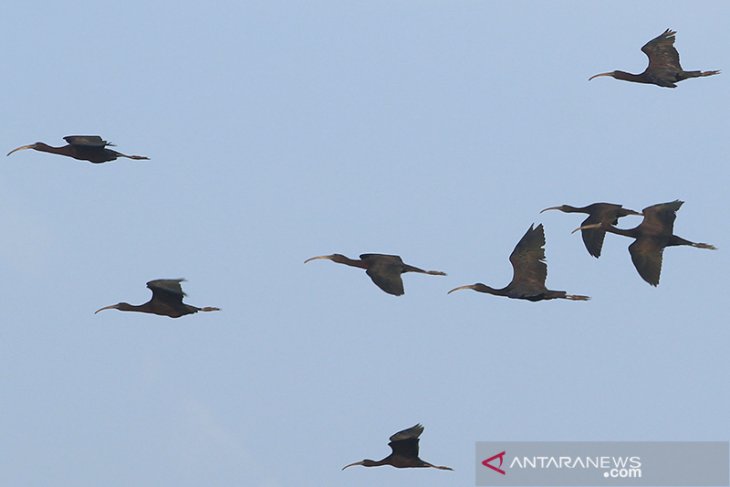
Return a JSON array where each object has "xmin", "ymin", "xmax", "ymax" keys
[{"xmin": 1, "ymin": 2, "xmax": 728, "ymax": 486}]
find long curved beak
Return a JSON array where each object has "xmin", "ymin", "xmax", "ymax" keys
[
  {"xmin": 7, "ymin": 144, "xmax": 34, "ymax": 156},
  {"xmin": 94, "ymin": 304, "xmax": 119, "ymax": 314},
  {"xmin": 589, "ymin": 72, "xmax": 615, "ymax": 81},
  {"xmin": 342, "ymin": 461, "xmax": 364, "ymax": 470},
  {"xmin": 571, "ymin": 223, "xmax": 603, "ymax": 234},
  {"xmin": 304, "ymin": 255, "xmax": 332, "ymax": 264},
  {"xmin": 540, "ymin": 206, "xmax": 562, "ymax": 214},
  {"xmin": 448, "ymin": 285, "xmax": 474, "ymax": 294}
]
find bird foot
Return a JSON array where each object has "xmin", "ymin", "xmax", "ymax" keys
[
  {"xmin": 693, "ymin": 243, "xmax": 717, "ymax": 250},
  {"xmin": 566, "ymin": 294, "xmax": 591, "ymax": 301}
]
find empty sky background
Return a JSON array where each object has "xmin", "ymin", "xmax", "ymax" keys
[{"xmin": 2, "ymin": 1, "xmax": 728, "ymax": 486}]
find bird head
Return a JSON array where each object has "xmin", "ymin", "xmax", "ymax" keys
[
  {"xmin": 588, "ymin": 71, "xmax": 619, "ymax": 81},
  {"xmin": 448, "ymin": 283, "xmax": 486, "ymax": 294},
  {"xmin": 540, "ymin": 205, "xmax": 571, "ymax": 214},
  {"xmin": 342, "ymin": 459, "xmax": 375, "ymax": 470},
  {"xmin": 7, "ymin": 143, "xmax": 41, "ymax": 156},
  {"xmin": 304, "ymin": 254, "xmax": 342, "ymax": 264},
  {"xmin": 94, "ymin": 302, "xmax": 128, "ymax": 314}
]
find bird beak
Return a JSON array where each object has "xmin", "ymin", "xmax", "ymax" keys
[
  {"xmin": 588, "ymin": 71, "xmax": 615, "ymax": 81},
  {"xmin": 571, "ymin": 223, "xmax": 603, "ymax": 234},
  {"xmin": 447, "ymin": 285, "xmax": 474, "ymax": 294},
  {"xmin": 304, "ymin": 255, "xmax": 332, "ymax": 264},
  {"xmin": 539, "ymin": 206, "xmax": 562, "ymax": 214},
  {"xmin": 342, "ymin": 461, "xmax": 365, "ymax": 470},
  {"xmin": 7, "ymin": 144, "xmax": 34, "ymax": 156},
  {"xmin": 94, "ymin": 304, "xmax": 119, "ymax": 314}
]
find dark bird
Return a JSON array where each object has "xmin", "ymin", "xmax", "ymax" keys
[
  {"xmin": 448, "ymin": 224, "xmax": 590, "ymax": 301},
  {"xmin": 7, "ymin": 135, "xmax": 149, "ymax": 163},
  {"xmin": 342, "ymin": 424, "xmax": 453, "ymax": 471},
  {"xmin": 589, "ymin": 29, "xmax": 720, "ymax": 87},
  {"xmin": 573, "ymin": 200, "xmax": 716, "ymax": 286},
  {"xmin": 95, "ymin": 279, "xmax": 220, "ymax": 318},
  {"xmin": 304, "ymin": 253, "xmax": 446, "ymax": 296},
  {"xmin": 540, "ymin": 203, "xmax": 642, "ymax": 257}
]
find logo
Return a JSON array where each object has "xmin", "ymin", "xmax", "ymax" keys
[
  {"xmin": 482, "ymin": 450, "xmax": 507, "ymax": 475},
  {"xmin": 475, "ymin": 441, "xmax": 729, "ymax": 486}
]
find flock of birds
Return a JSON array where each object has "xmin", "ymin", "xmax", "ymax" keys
[{"xmin": 6, "ymin": 28, "xmax": 720, "ymax": 471}]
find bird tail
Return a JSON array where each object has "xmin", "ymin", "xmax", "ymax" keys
[{"xmin": 681, "ymin": 70, "xmax": 720, "ymax": 79}]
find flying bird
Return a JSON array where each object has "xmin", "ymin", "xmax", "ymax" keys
[
  {"xmin": 448, "ymin": 224, "xmax": 590, "ymax": 301},
  {"xmin": 95, "ymin": 279, "xmax": 220, "ymax": 318},
  {"xmin": 304, "ymin": 253, "xmax": 446, "ymax": 296},
  {"xmin": 540, "ymin": 203, "xmax": 642, "ymax": 257},
  {"xmin": 7, "ymin": 135, "xmax": 149, "ymax": 163},
  {"xmin": 589, "ymin": 29, "xmax": 720, "ymax": 87},
  {"xmin": 342, "ymin": 424, "xmax": 453, "ymax": 471},
  {"xmin": 573, "ymin": 201, "xmax": 716, "ymax": 286}
]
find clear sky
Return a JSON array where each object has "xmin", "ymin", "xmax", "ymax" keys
[{"xmin": 2, "ymin": 1, "xmax": 728, "ymax": 486}]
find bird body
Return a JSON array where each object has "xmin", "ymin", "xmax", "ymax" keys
[
  {"xmin": 541, "ymin": 203, "xmax": 642, "ymax": 257},
  {"xmin": 95, "ymin": 279, "xmax": 220, "ymax": 318},
  {"xmin": 304, "ymin": 253, "xmax": 446, "ymax": 296},
  {"xmin": 589, "ymin": 29, "xmax": 720, "ymax": 87},
  {"xmin": 575, "ymin": 201, "xmax": 716, "ymax": 286},
  {"xmin": 7, "ymin": 135, "xmax": 149, "ymax": 163},
  {"xmin": 342, "ymin": 424, "xmax": 452, "ymax": 471},
  {"xmin": 448, "ymin": 224, "xmax": 590, "ymax": 301}
]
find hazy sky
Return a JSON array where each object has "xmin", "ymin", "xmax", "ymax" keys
[{"xmin": 2, "ymin": 2, "xmax": 728, "ymax": 486}]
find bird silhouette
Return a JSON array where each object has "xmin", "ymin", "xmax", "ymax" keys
[
  {"xmin": 95, "ymin": 279, "xmax": 219, "ymax": 318},
  {"xmin": 449, "ymin": 224, "xmax": 590, "ymax": 301},
  {"xmin": 342, "ymin": 424, "xmax": 453, "ymax": 470},
  {"xmin": 8, "ymin": 135, "xmax": 149, "ymax": 163},
  {"xmin": 304, "ymin": 253, "xmax": 446, "ymax": 296},
  {"xmin": 589, "ymin": 29, "xmax": 720, "ymax": 87},
  {"xmin": 541, "ymin": 203, "xmax": 642, "ymax": 257}
]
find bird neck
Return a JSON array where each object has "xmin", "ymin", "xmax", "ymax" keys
[
  {"xmin": 604, "ymin": 225, "xmax": 638, "ymax": 238},
  {"xmin": 560, "ymin": 205, "xmax": 587, "ymax": 214},
  {"xmin": 331, "ymin": 254, "xmax": 368, "ymax": 269},
  {"xmin": 473, "ymin": 283, "xmax": 509, "ymax": 296},
  {"xmin": 362, "ymin": 459, "xmax": 386, "ymax": 467},
  {"xmin": 612, "ymin": 70, "xmax": 651, "ymax": 83},
  {"xmin": 114, "ymin": 302, "xmax": 146, "ymax": 312},
  {"xmin": 34, "ymin": 142, "xmax": 67, "ymax": 155}
]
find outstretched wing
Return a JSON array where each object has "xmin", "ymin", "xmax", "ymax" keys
[
  {"xmin": 581, "ymin": 204, "xmax": 638, "ymax": 258},
  {"xmin": 642, "ymin": 29, "xmax": 682, "ymax": 73},
  {"xmin": 509, "ymin": 224, "xmax": 548, "ymax": 290},
  {"xmin": 147, "ymin": 278, "xmax": 187, "ymax": 304},
  {"xmin": 388, "ymin": 424, "xmax": 423, "ymax": 458},
  {"xmin": 639, "ymin": 200, "xmax": 682, "ymax": 237},
  {"xmin": 63, "ymin": 135, "xmax": 112, "ymax": 147},
  {"xmin": 628, "ymin": 239, "xmax": 663, "ymax": 286},
  {"xmin": 360, "ymin": 254, "xmax": 406, "ymax": 296}
]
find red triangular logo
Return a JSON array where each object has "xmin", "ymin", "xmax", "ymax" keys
[{"xmin": 482, "ymin": 450, "xmax": 506, "ymax": 475}]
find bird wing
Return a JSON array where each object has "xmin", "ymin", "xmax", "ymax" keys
[
  {"xmin": 509, "ymin": 224, "xmax": 548, "ymax": 290},
  {"xmin": 147, "ymin": 279, "xmax": 186, "ymax": 304},
  {"xmin": 640, "ymin": 200, "xmax": 682, "ymax": 237},
  {"xmin": 388, "ymin": 424, "xmax": 423, "ymax": 458},
  {"xmin": 641, "ymin": 29, "xmax": 682, "ymax": 73},
  {"xmin": 580, "ymin": 204, "xmax": 636, "ymax": 258},
  {"xmin": 628, "ymin": 239, "xmax": 663, "ymax": 286},
  {"xmin": 63, "ymin": 135, "xmax": 111, "ymax": 147},
  {"xmin": 361, "ymin": 254, "xmax": 406, "ymax": 296}
]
